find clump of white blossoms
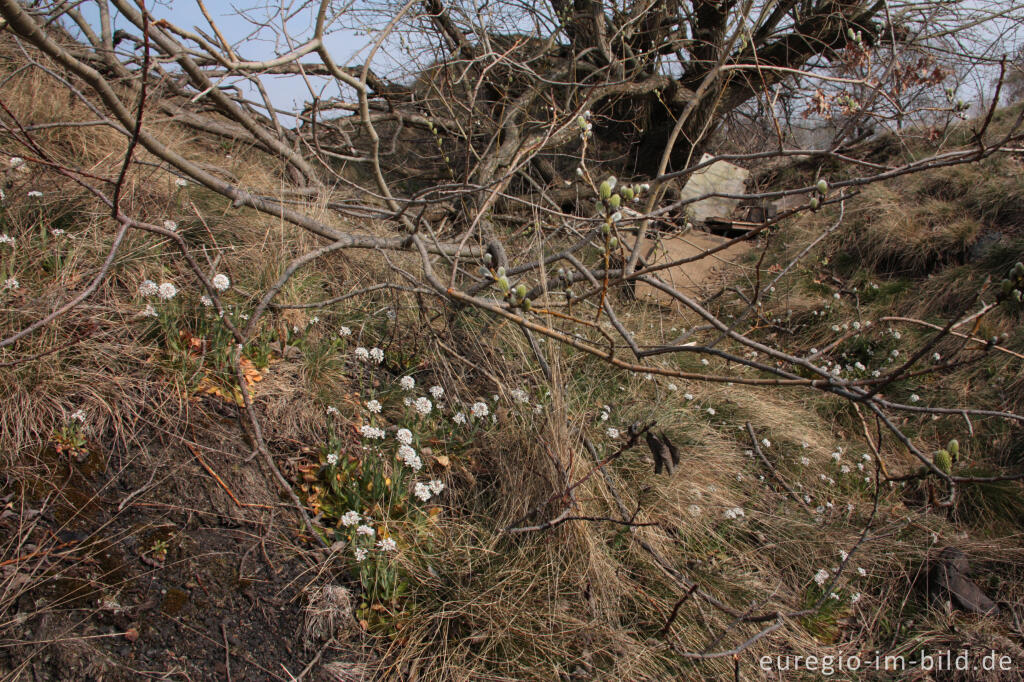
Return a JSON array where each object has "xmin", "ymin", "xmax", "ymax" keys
[
  {"xmin": 354, "ymin": 347, "xmax": 369, "ymax": 361},
  {"xmin": 4, "ymin": 278, "xmax": 20, "ymax": 290},
  {"xmin": 326, "ymin": 452, "xmax": 339, "ymax": 466},
  {"xmin": 414, "ymin": 482, "xmax": 433, "ymax": 502},
  {"xmin": 326, "ymin": 406, "xmax": 339, "ymax": 416},
  {"xmin": 0, "ymin": 234, "xmax": 14, "ymax": 246},
  {"xmin": 27, "ymin": 190, "xmax": 42, "ymax": 198},
  {"xmin": 396, "ymin": 428, "xmax": 413, "ymax": 445},
  {"xmin": 369, "ymin": 347, "xmax": 384, "ymax": 364},
  {"xmin": 470, "ymin": 401, "xmax": 489, "ymax": 418},
  {"xmin": 377, "ymin": 537, "xmax": 397, "ymax": 552},
  {"xmin": 338, "ymin": 326, "xmax": 352, "ymax": 337},
  {"xmin": 413, "ymin": 397, "xmax": 432, "ymax": 416},
  {"xmin": 175, "ymin": 177, "xmax": 188, "ymax": 187},
  {"xmin": 509, "ymin": 388, "xmax": 529, "ymax": 404},
  {"xmin": 360, "ymin": 424, "xmax": 386, "ymax": 440},
  {"xmin": 761, "ymin": 438, "xmax": 771, "ymax": 449},
  {"xmin": 354, "ymin": 548, "xmax": 368, "ymax": 562},
  {"xmin": 71, "ymin": 409, "xmax": 87, "ymax": 423},
  {"xmin": 157, "ymin": 282, "xmax": 178, "ymax": 300},
  {"xmin": 723, "ymin": 507, "xmax": 745, "ymax": 520},
  {"xmin": 813, "ymin": 568, "xmax": 830, "ymax": 586},
  {"xmin": 398, "ymin": 444, "xmax": 422, "ymax": 471},
  {"xmin": 428, "ymin": 479, "xmax": 444, "ymax": 495},
  {"xmin": 366, "ymin": 399, "xmax": 382, "ymax": 414},
  {"xmin": 141, "ymin": 304, "xmax": 158, "ymax": 318},
  {"xmin": 429, "ymin": 385, "xmax": 444, "ymax": 400},
  {"xmin": 399, "ymin": 376, "xmax": 415, "ymax": 391},
  {"xmin": 606, "ymin": 427, "xmax": 620, "ymax": 439},
  {"xmin": 706, "ymin": 407, "xmax": 716, "ymax": 416},
  {"xmin": 356, "ymin": 524, "xmax": 375, "ymax": 537},
  {"xmin": 212, "ymin": 273, "xmax": 230, "ymax": 291},
  {"xmin": 139, "ymin": 279, "xmax": 158, "ymax": 297},
  {"xmin": 341, "ymin": 510, "xmax": 360, "ymax": 526},
  {"xmin": 453, "ymin": 412, "xmax": 467, "ymax": 425},
  {"xmin": 163, "ymin": 220, "xmax": 178, "ymax": 232}
]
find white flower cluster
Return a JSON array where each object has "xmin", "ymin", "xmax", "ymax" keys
[
  {"xmin": 470, "ymin": 401, "xmax": 489, "ymax": 418},
  {"xmin": 338, "ymin": 326, "xmax": 352, "ymax": 337},
  {"xmin": 360, "ymin": 424, "xmax": 386, "ymax": 439},
  {"xmin": 723, "ymin": 507, "xmax": 745, "ymax": 520},
  {"xmin": 163, "ymin": 220, "xmax": 178, "ymax": 232},
  {"xmin": 396, "ymin": 428, "xmax": 413, "ymax": 445},
  {"xmin": 212, "ymin": 273, "xmax": 230, "ymax": 291},
  {"xmin": 326, "ymin": 452, "xmax": 339, "ymax": 466},
  {"xmin": 354, "ymin": 347, "xmax": 384, "ymax": 364},
  {"xmin": 341, "ymin": 510, "xmax": 361, "ymax": 526},
  {"xmin": 606, "ymin": 427, "xmax": 619, "ymax": 439},
  {"xmin": 0, "ymin": 234, "xmax": 15, "ymax": 246},
  {"xmin": 429, "ymin": 385, "xmax": 444, "ymax": 400},
  {"xmin": 509, "ymin": 388, "xmax": 529, "ymax": 404},
  {"xmin": 400, "ymin": 376, "xmax": 415, "ymax": 391},
  {"xmin": 813, "ymin": 568, "xmax": 830, "ymax": 586},
  {"xmin": 413, "ymin": 397, "xmax": 432, "ymax": 415},
  {"xmin": 366, "ymin": 399, "xmax": 382, "ymax": 414},
  {"xmin": 413, "ymin": 479, "xmax": 445, "ymax": 502},
  {"xmin": 4, "ymin": 277, "xmax": 19, "ymax": 291},
  {"xmin": 398, "ymin": 444, "xmax": 422, "ymax": 471}
]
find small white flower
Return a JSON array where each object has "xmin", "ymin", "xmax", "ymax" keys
[
  {"xmin": 509, "ymin": 388, "xmax": 529, "ymax": 403},
  {"xmin": 892, "ymin": 330, "xmax": 901, "ymax": 340},
  {"xmin": 398, "ymin": 444, "xmax": 422, "ymax": 471},
  {"xmin": 606, "ymin": 427, "xmax": 620, "ymax": 439},
  {"xmin": 723, "ymin": 507, "xmax": 745, "ymax": 520},
  {"xmin": 932, "ymin": 352, "xmax": 941, "ymax": 361},
  {"xmin": 326, "ymin": 406, "xmax": 339, "ymax": 416},
  {"xmin": 356, "ymin": 524, "xmax": 375, "ymax": 537},
  {"xmin": 839, "ymin": 550, "xmax": 849, "ymax": 561},
  {"xmin": 831, "ymin": 451, "xmax": 842, "ymax": 462},
  {"xmin": 428, "ymin": 479, "xmax": 445, "ymax": 495},
  {"xmin": 453, "ymin": 411, "xmax": 467, "ymax": 424},
  {"xmin": 326, "ymin": 452, "xmax": 339, "ymax": 466},
  {"xmin": 9, "ymin": 156, "xmax": 25, "ymax": 168},
  {"xmin": 354, "ymin": 347, "xmax": 369, "ymax": 361},
  {"xmin": 4, "ymin": 277, "xmax": 20, "ymax": 290},
  {"xmin": 700, "ymin": 358, "xmax": 709, "ymax": 366},
  {"xmin": 338, "ymin": 326, "xmax": 352, "ymax": 337},
  {"xmin": 369, "ymin": 347, "xmax": 384, "ymax": 364},
  {"xmin": 414, "ymin": 397, "xmax": 432, "ymax": 415},
  {"xmin": 199, "ymin": 295, "xmax": 212, "ymax": 307},
  {"xmin": 139, "ymin": 280, "xmax": 158, "ymax": 297},
  {"xmin": 377, "ymin": 537, "xmax": 397, "ymax": 552},
  {"xmin": 683, "ymin": 393, "xmax": 694, "ymax": 401},
  {"xmin": 598, "ymin": 410, "xmax": 609, "ymax": 422},
  {"xmin": 688, "ymin": 504, "xmax": 702, "ymax": 516},
  {"xmin": 366, "ymin": 399, "xmax": 382, "ymax": 414},
  {"xmin": 470, "ymin": 402, "xmax": 489, "ymax": 418},
  {"xmin": 909, "ymin": 394, "xmax": 920, "ymax": 403},
  {"xmin": 890, "ymin": 349, "xmax": 900, "ymax": 358},
  {"xmin": 212, "ymin": 273, "xmax": 230, "ymax": 291},
  {"xmin": 667, "ymin": 383, "xmax": 678, "ymax": 391},
  {"xmin": 341, "ymin": 510, "xmax": 360, "ymax": 526},
  {"xmin": 854, "ymin": 361, "xmax": 866, "ymax": 371},
  {"xmin": 27, "ymin": 190, "xmax": 42, "ymax": 198},
  {"xmin": 850, "ymin": 592, "xmax": 861, "ymax": 604},
  {"xmin": 70, "ymin": 409, "xmax": 87, "ymax": 423},
  {"xmin": 813, "ymin": 568, "xmax": 830, "ymax": 586},
  {"xmin": 397, "ymin": 376, "xmax": 416, "ymax": 392},
  {"xmin": 706, "ymin": 407, "xmax": 716, "ymax": 416},
  {"xmin": 429, "ymin": 385, "xmax": 444, "ymax": 400},
  {"xmin": 414, "ymin": 482, "xmax": 432, "ymax": 502},
  {"xmin": 50, "ymin": 228, "xmax": 65, "ymax": 237},
  {"xmin": 830, "ymin": 592, "xmax": 840, "ymax": 600},
  {"xmin": 175, "ymin": 177, "xmax": 188, "ymax": 187},
  {"xmin": 0, "ymin": 234, "xmax": 14, "ymax": 246},
  {"xmin": 800, "ymin": 456, "xmax": 810, "ymax": 466},
  {"xmin": 360, "ymin": 424, "xmax": 386, "ymax": 440},
  {"xmin": 857, "ymin": 567, "xmax": 867, "ymax": 577},
  {"xmin": 163, "ymin": 220, "xmax": 178, "ymax": 232},
  {"xmin": 396, "ymin": 428, "xmax": 413, "ymax": 445},
  {"xmin": 141, "ymin": 304, "xmax": 158, "ymax": 318},
  {"xmin": 157, "ymin": 282, "xmax": 178, "ymax": 300},
  {"xmin": 840, "ymin": 465, "xmax": 850, "ymax": 474},
  {"xmin": 761, "ymin": 438, "xmax": 771, "ymax": 449},
  {"xmin": 353, "ymin": 548, "xmax": 368, "ymax": 562}
]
